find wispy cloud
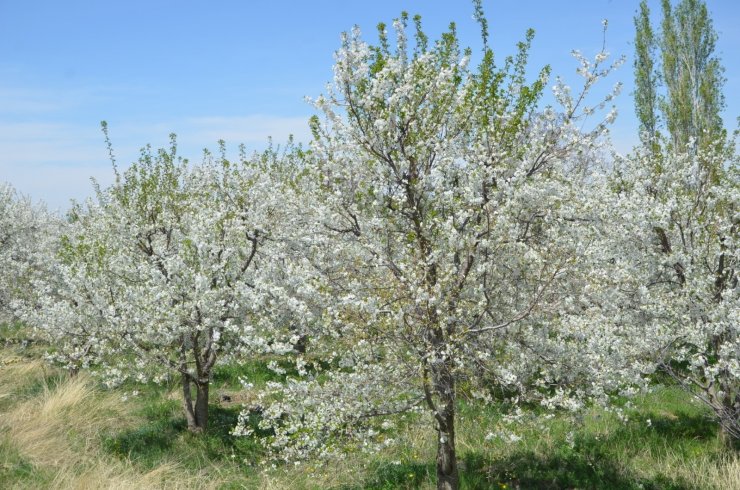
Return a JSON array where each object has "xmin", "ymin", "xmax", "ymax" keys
[
  {"xmin": 1, "ymin": 163, "xmax": 113, "ymax": 211},
  {"xmin": 0, "ymin": 88, "xmax": 71, "ymax": 114},
  {"xmin": 0, "ymin": 83, "xmax": 136, "ymax": 116},
  {"xmin": 183, "ymin": 115, "xmax": 311, "ymax": 144},
  {"xmin": 0, "ymin": 114, "xmax": 313, "ymax": 210},
  {"xmin": 0, "ymin": 122, "xmax": 104, "ymax": 164}
]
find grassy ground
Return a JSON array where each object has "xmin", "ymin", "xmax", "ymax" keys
[{"xmin": 1, "ymin": 328, "xmax": 738, "ymax": 489}]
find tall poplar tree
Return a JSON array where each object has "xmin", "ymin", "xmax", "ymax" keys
[
  {"xmin": 634, "ymin": 0, "xmax": 659, "ymax": 150},
  {"xmin": 634, "ymin": 0, "xmax": 726, "ymax": 154}
]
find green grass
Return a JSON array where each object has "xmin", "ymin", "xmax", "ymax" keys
[
  {"xmin": 336, "ymin": 385, "xmax": 731, "ymax": 489},
  {"xmin": 0, "ymin": 320, "xmax": 32, "ymax": 343},
  {"xmin": 101, "ymin": 397, "xmax": 265, "ymax": 474},
  {"xmin": 351, "ymin": 450, "xmax": 682, "ymax": 490},
  {"xmin": 1, "ymin": 340, "xmax": 737, "ymax": 489},
  {"xmin": 111, "ymin": 365, "xmax": 734, "ymax": 489},
  {"xmin": 212, "ymin": 359, "xmax": 281, "ymax": 390},
  {"xmin": 97, "ymin": 357, "xmax": 290, "ymax": 478},
  {"xmin": 0, "ymin": 438, "xmax": 53, "ymax": 489}
]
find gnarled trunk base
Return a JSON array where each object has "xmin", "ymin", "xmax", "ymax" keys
[{"xmin": 182, "ymin": 374, "xmax": 209, "ymax": 433}]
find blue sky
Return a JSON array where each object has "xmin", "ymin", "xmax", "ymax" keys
[{"xmin": 1, "ymin": 0, "xmax": 738, "ymax": 210}]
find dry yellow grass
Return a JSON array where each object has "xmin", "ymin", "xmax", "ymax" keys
[
  {"xmin": 647, "ymin": 451, "xmax": 740, "ymax": 490},
  {"xmin": 0, "ymin": 352, "xmax": 223, "ymax": 489},
  {"xmin": 714, "ymin": 456, "xmax": 740, "ymax": 489},
  {"xmin": 0, "ymin": 355, "xmax": 47, "ymax": 401},
  {"xmin": 4, "ymin": 373, "xmax": 122, "ymax": 467},
  {"xmin": 254, "ymin": 458, "xmax": 386, "ymax": 490},
  {"xmin": 47, "ymin": 460, "xmax": 221, "ymax": 490}
]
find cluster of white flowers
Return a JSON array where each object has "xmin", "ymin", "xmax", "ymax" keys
[
  {"xmin": 604, "ymin": 143, "xmax": 739, "ymax": 440},
  {"xmin": 0, "ymin": 183, "xmax": 59, "ymax": 326}
]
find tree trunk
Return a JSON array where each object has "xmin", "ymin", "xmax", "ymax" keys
[
  {"xmin": 293, "ymin": 333, "xmax": 308, "ymax": 354},
  {"xmin": 717, "ymin": 392, "xmax": 739, "ymax": 450},
  {"xmin": 718, "ymin": 424, "xmax": 732, "ymax": 449},
  {"xmin": 194, "ymin": 381, "xmax": 209, "ymax": 431},
  {"xmin": 182, "ymin": 374, "xmax": 209, "ymax": 433},
  {"xmin": 430, "ymin": 360, "xmax": 459, "ymax": 490},
  {"xmin": 436, "ymin": 407, "xmax": 459, "ymax": 490},
  {"xmin": 182, "ymin": 374, "xmax": 197, "ymax": 431}
]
